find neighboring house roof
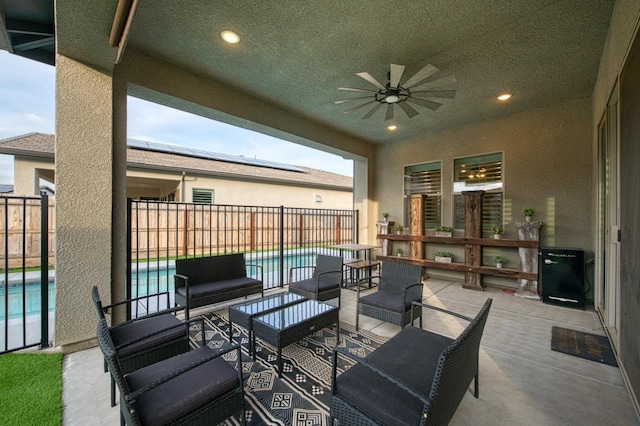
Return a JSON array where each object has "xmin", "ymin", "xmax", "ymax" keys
[
  {"xmin": 0, "ymin": 184, "xmax": 14, "ymax": 193},
  {"xmin": 0, "ymin": 133, "xmax": 352, "ymax": 191}
]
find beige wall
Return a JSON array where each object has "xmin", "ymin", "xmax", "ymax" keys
[
  {"xmin": 13, "ymin": 157, "xmax": 53, "ymax": 195},
  {"xmin": 375, "ymin": 97, "xmax": 593, "ymax": 285}
]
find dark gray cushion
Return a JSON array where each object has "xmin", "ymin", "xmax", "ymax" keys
[
  {"xmin": 359, "ymin": 290, "xmax": 417, "ymax": 313},
  {"xmin": 290, "ymin": 277, "xmax": 340, "ymax": 293},
  {"xmin": 335, "ymin": 327, "xmax": 453, "ymax": 426},
  {"xmin": 176, "ymin": 277, "xmax": 262, "ymax": 298},
  {"xmin": 110, "ymin": 314, "xmax": 186, "ymax": 357},
  {"xmin": 126, "ymin": 346, "xmax": 239, "ymax": 426}
]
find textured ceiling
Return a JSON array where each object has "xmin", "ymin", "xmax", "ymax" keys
[{"xmin": 8, "ymin": 1, "xmax": 616, "ymax": 145}]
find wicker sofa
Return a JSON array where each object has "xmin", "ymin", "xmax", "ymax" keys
[
  {"xmin": 174, "ymin": 253, "xmax": 263, "ymax": 319},
  {"xmin": 330, "ymin": 298, "xmax": 493, "ymax": 425}
]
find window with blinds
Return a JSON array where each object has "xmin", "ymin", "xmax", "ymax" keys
[
  {"xmin": 404, "ymin": 162, "xmax": 442, "ymax": 229},
  {"xmin": 192, "ymin": 188, "xmax": 214, "ymax": 204},
  {"xmin": 453, "ymin": 153, "xmax": 503, "ymax": 232}
]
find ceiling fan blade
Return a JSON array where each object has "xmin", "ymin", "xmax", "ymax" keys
[
  {"xmin": 398, "ymin": 101, "xmax": 419, "ymax": 118},
  {"xmin": 384, "ymin": 104, "xmax": 394, "ymax": 121},
  {"xmin": 410, "ymin": 89, "xmax": 457, "ymax": 99},
  {"xmin": 338, "ymin": 87, "xmax": 377, "ymax": 93},
  {"xmin": 410, "ymin": 74, "xmax": 457, "ymax": 90},
  {"xmin": 356, "ymin": 72, "xmax": 387, "ymax": 90},
  {"xmin": 362, "ymin": 103, "xmax": 383, "ymax": 119},
  {"xmin": 335, "ymin": 95, "xmax": 374, "ymax": 104},
  {"xmin": 403, "ymin": 64, "xmax": 439, "ymax": 89},
  {"xmin": 343, "ymin": 100, "xmax": 377, "ymax": 114},
  {"xmin": 389, "ymin": 64, "xmax": 405, "ymax": 89},
  {"xmin": 407, "ymin": 97, "xmax": 443, "ymax": 111}
]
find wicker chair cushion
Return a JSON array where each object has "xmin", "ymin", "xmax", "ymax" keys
[
  {"xmin": 358, "ymin": 290, "xmax": 417, "ymax": 313},
  {"xmin": 313, "ymin": 255, "xmax": 343, "ymax": 283},
  {"xmin": 126, "ymin": 346, "xmax": 240, "ymax": 426},
  {"xmin": 335, "ymin": 327, "xmax": 453, "ymax": 426},
  {"xmin": 110, "ymin": 314, "xmax": 186, "ymax": 357},
  {"xmin": 175, "ymin": 253, "xmax": 248, "ymax": 285},
  {"xmin": 175, "ymin": 277, "xmax": 262, "ymax": 298},
  {"xmin": 290, "ymin": 278, "xmax": 339, "ymax": 293}
]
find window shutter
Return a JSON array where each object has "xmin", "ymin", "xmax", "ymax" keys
[{"xmin": 405, "ymin": 163, "xmax": 442, "ymax": 229}]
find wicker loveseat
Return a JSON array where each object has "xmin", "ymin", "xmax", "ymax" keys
[
  {"xmin": 174, "ymin": 253, "xmax": 263, "ymax": 319},
  {"xmin": 330, "ymin": 298, "xmax": 493, "ymax": 425}
]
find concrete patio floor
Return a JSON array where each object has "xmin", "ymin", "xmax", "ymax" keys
[{"xmin": 62, "ymin": 278, "xmax": 639, "ymax": 425}]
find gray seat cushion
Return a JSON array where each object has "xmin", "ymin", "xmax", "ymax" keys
[
  {"xmin": 176, "ymin": 277, "xmax": 262, "ymax": 298},
  {"xmin": 126, "ymin": 346, "xmax": 240, "ymax": 426},
  {"xmin": 335, "ymin": 327, "xmax": 453, "ymax": 426},
  {"xmin": 359, "ymin": 290, "xmax": 417, "ymax": 313},
  {"xmin": 110, "ymin": 313, "xmax": 186, "ymax": 357},
  {"xmin": 290, "ymin": 277, "xmax": 339, "ymax": 293}
]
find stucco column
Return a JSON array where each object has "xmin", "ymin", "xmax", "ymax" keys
[{"xmin": 54, "ymin": 54, "xmax": 127, "ymax": 350}]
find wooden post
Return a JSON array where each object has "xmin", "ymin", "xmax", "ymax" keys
[
  {"xmin": 408, "ymin": 194, "xmax": 425, "ymax": 258},
  {"xmin": 463, "ymin": 190, "xmax": 484, "ymax": 290}
]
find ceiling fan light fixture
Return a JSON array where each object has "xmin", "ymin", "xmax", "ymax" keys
[
  {"xmin": 385, "ymin": 94, "xmax": 400, "ymax": 103},
  {"xmin": 387, "ymin": 125, "xmax": 398, "ymax": 131},
  {"xmin": 497, "ymin": 93, "xmax": 512, "ymax": 101},
  {"xmin": 221, "ymin": 30, "xmax": 240, "ymax": 44}
]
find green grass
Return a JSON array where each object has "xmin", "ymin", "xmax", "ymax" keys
[{"xmin": 0, "ymin": 352, "xmax": 63, "ymax": 426}]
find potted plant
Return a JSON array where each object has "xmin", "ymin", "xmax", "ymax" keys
[
  {"xmin": 394, "ymin": 224, "xmax": 404, "ymax": 235},
  {"xmin": 521, "ymin": 207, "xmax": 535, "ymax": 222},
  {"xmin": 396, "ymin": 248, "xmax": 403, "ymax": 257},
  {"xmin": 435, "ymin": 251, "xmax": 454, "ymax": 263},
  {"xmin": 494, "ymin": 255, "xmax": 506, "ymax": 268},
  {"xmin": 382, "ymin": 212, "xmax": 389, "ymax": 222},
  {"xmin": 492, "ymin": 226, "xmax": 503, "ymax": 239},
  {"xmin": 435, "ymin": 226, "xmax": 453, "ymax": 237}
]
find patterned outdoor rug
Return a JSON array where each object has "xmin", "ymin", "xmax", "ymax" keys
[
  {"xmin": 189, "ymin": 309, "xmax": 388, "ymax": 426},
  {"xmin": 551, "ymin": 326, "xmax": 618, "ymax": 367}
]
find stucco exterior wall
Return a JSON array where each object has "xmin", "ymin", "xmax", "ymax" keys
[
  {"xmin": 375, "ymin": 98, "xmax": 593, "ymax": 286},
  {"xmin": 12, "ymin": 157, "xmax": 54, "ymax": 195}
]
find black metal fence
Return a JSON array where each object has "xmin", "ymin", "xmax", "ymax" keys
[
  {"xmin": 126, "ymin": 200, "xmax": 357, "ymax": 318},
  {"xmin": 0, "ymin": 195, "xmax": 51, "ymax": 354}
]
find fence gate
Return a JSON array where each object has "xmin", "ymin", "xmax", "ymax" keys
[
  {"xmin": 1, "ymin": 195, "xmax": 53, "ymax": 354},
  {"xmin": 127, "ymin": 200, "xmax": 357, "ymax": 319}
]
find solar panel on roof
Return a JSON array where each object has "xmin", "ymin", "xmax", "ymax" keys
[{"xmin": 127, "ymin": 139, "xmax": 305, "ymax": 173}]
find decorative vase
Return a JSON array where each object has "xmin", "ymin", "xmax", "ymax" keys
[
  {"xmin": 496, "ymin": 263, "xmax": 503, "ymax": 269},
  {"xmin": 397, "ymin": 253, "xmax": 402, "ymax": 257},
  {"xmin": 493, "ymin": 234, "xmax": 501, "ymax": 239},
  {"xmin": 435, "ymin": 256, "xmax": 452, "ymax": 263},
  {"xmin": 525, "ymin": 216, "xmax": 532, "ymax": 222}
]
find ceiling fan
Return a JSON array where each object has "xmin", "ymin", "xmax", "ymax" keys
[{"xmin": 336, "ymin": 63, "xmax": 457, "ymax": 121}]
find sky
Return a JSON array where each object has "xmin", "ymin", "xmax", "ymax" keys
[{"xmin": 0, "ymin": 51, "xmax": 353, "ymax": 184}]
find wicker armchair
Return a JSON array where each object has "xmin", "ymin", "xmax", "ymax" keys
[
  {"xmin": 288, "ymin": 254, "xmax": 343, "ymax": 307},
  {"xmin": 330, "ymin": 298, "xmax": 493, "ymax": 426},
  {"xmin": 92, "ymin": 286, "xmax": 204, "ymax": 407},
  {"xmin": 96, "ymin": 318, "xmax": 246, "ymax": 425},
  {"xmin": 355, "ymin": 261, "xmax": 423, "ymax": 330}
]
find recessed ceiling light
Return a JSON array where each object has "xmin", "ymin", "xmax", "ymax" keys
[
  {"xmin": 497, "ymin": 93, "xmax": 512, "ymax": 101},
  {"xmin": 221, "ymin": 30, "xmax": 240, "ymax": 44},
  {"xmin": 387, "ymin": 125, "xmax": 398, "ymax": 131}
]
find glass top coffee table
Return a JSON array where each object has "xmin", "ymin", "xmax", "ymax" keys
[
  {"xmin": 228, "ymin": 292, "xmax": 307, "ymax": 356},
  {"xmin": 252, "ymin": 299, "xmax": 340, "ymax": 377}
]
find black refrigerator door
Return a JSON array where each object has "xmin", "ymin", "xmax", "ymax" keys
[{"xmin": 539, "ymin": 248, "xmax": 585, "ymax": 309}]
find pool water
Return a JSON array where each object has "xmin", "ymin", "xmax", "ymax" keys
[{"xmin": 0, "ymin": 282, "xmax": 55, "ymax": 319}]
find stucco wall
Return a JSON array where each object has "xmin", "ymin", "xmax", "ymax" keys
[
  {"xmin": 13, "ymin": 157, "xmax": 54, "ymax": 195},
  {"xmin": 375, "ymin": 98, "xmax": 593, "ymax": 287}
]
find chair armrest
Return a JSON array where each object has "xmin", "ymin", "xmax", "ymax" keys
[
  {"xmin": 288, "ymin": 265, "xmax": 315, "ymax": 283},
  {"xmin": 401, "ymin": 282, "xmax": 424, "ymax": 305},
  {"xmin": 331, "ymin": 346, "xmax": 430, "ymax": 406},
  {"xmin": 246, "ymin": 264, "xmax": 263, "ymax": 283},
  {"xmin": 103, "ymin": 292, "xmax": 184, "ymax": 323},
  {"xmin": 127, "ymin": 343, "xmax": 242, "ymax": 403},
  {"xmin": 410, "ymin": 300, "xmax": 474, "ymax": 325},
  {"xmin": 174, "ymin": 273, "xmax": 189, "ymax": 289}
]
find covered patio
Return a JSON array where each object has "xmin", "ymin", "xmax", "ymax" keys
[
  {"xmin": 2, "ymin": 0, "xmax": 640, "ymax": 422},
  {"xmin": 63, "ymin": 280, "xmax": 638, "ymax": 424}
]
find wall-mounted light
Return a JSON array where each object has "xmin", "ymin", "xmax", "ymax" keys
[
  {"xmin": 315, "ymin": 195, "xmax": 323, "ymax": 202},
  {"xmin": 497, "ymin": 93, "xmax": 512, "ymax": 101}
]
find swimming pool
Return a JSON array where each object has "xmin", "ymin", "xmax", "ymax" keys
[{"xmin": 0, "ymin": 281, "xmax": 55, "ymax": 319}]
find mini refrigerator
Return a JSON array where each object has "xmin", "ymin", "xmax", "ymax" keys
[{"xmin": 539, "ymin": 248, "xmax": 585, "ymax": 309}]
